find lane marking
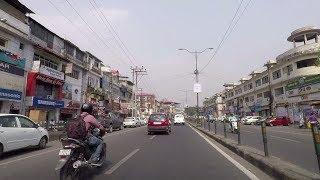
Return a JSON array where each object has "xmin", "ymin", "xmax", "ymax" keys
[
  {"xmin": 269, "ymin": 135, "xmax": 301, "ymax": 143},
  {"xmin": 105, "ymin": 149, "xmax": 140, "ymax": 175},
  {"xmin": 0, "ymin": 148, "xmax": 60, "ymax": 166},
  {"xmin": 188, "ymin": 124, "xmax": 259, "ymax": 180},
  {"xmin": 149, "ymin": 135, "xmax": 156, "ymax": 140}
]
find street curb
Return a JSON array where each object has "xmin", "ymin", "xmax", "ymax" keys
[{"xmin": 189, "ymin": 122, "xmax": 320, "ymax": 180}]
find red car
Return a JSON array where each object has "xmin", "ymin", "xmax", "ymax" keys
[
  {"xmin": 266, "ymin": 117, "xmax": 290, "ymax": 126},
  {"xmin": 147, "ymin": 113, "xmax": 172, "ymax": 135}
]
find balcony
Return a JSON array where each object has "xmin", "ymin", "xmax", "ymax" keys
[
  {"xmin": 0, "ymin": 9, "xmax": 29, "ymax": 37},
  {"xmin": 276, "ymin": 43, "xmax": 320, "ymax": 62}
]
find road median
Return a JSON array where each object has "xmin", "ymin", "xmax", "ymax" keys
[{"xmin": 189, "ymin": 122, "xmax": 320, "ymax": 180}]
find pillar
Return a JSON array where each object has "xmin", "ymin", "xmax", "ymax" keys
[{"xmin": 304, "ymin": 34, "xmax": 307, "ymax": 45}]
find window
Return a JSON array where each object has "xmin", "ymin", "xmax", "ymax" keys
[
  {"xmin": 272, "ymin": 69, "xmax": 281, "ymax": 80},
  {"xmin": 18, "ymin": 117, "xmax": 35, "ymax": 128},
  {"xmin": 263, "ymin": 91, "xmax": 271, "ymax": 98},
  {"xmin": 0, "ymin": 37, "xmax": 7, "ymax": 47},
  {"xmin": 36, "ymin": 80, "xmax": 55, "ymax": 98},
  {"xmin": 67, "ymin": 70, "xmax": 79, "ymax": 79},
  {"xmin": 19, "ymin": 43, "xmax": 24, "ymax": 50},
  {"xmin": 296, "ymin": 58, "xmax": 317, "ymax": 69},
  {"xmin": 65, "ymin": 43, "xmax": 74, "ymax": 56},
  {"xmin": 30, "ymin": 20, "xmax": 54, "ymax": 49},
  {"xmin": 245, "ymin": 97, "xmax": 249, "ymax": 102},
  {"xmin": 261, "ymin": 76, "xmax": 269, "ymax": 84},
  {"xmin": 283, "ymin": 64, "xmax": 293, "ymax": 75},
  {"xmin": 257, "ymin": 93, "xmax": 263, "ymax": 98},
  {"xmin": 34, "ymin": 54, "xmax": 58, "ymax": 70},
  {"xmin": 0, "ymin": 116, "xmax": 18, "ymax": 127},
  {"xmin": 76, "ymin": 50, "xmax": 84, "ymax": 61},
  {"xmin": 243, "ymin": 85, "xmax": 248, "ymax": 91},
  {"xmin": 94, "ymin": 61, "xmax": 99, "ymax": 68},
  {"xmin": 255, "ymin": 79, "xmax": 262, "ymax": 87},
  {"xmin": 274, "ymin": 87, "xmax": 284, "ymax": 97},
  {"xmin": 248, "ymin": 83, "xmax": 253, "ymax": 90},
  {"xmin": 249, "ymin": 96, "xmax": 254, "ymax": 102}
]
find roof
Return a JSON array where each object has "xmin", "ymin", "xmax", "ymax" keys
[
  {"xmin": 4, "ymin": 0, "xmax": 33, "ymax": 14},
  {"xmin": 85, "ymin": 51, "xmax": 103, "ymax": 62},
  {"xmin": 287, "ymin": 26, "xmax": 320, "ymax": 42}
]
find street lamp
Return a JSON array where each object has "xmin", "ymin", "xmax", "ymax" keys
[
  {"xmin": 178, "ymin": 48, "xmax": 214, "ymax": 125},
  {"xmin": 264, "ymin": 60, "xmax": 277, "ymax": 117}
]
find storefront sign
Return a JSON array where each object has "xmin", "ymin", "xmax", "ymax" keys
[
  {"xmin": 286, "ymin": 74, "xmax": 320, "ymax": 91},
  {"xmin": 0, "ymin": 61, "xmax": 24, "ymax": 76},
  {"xmin": 36, "ymin": 74, "xmax": 64, "ymax": 86},
  {"xmin": 0, "ymin": 50, "xmax": 26, "ymax": 69},
  {"xmin": 286, "ymin": 83, "xmax": 320, "ymax": 97},
  {"xmin": 39, "ymin": 65, "xmax": 64, "ymax": 80},
  {"xmin": 0, "ymin": 71, "xmax": 24, "ymax": 91},
  {"xmin": 0, "ymin": 88, "xmax": 22, "ymax": 101},
  {"xmin": 33, "ymin": 97, "xmax": 64, "ymax": 108}
]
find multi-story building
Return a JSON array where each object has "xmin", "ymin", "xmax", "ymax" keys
[
  {"xmin": 220, "ymin": 26, "xmax": 320, "ymax": 122},
  {"xmin": 203, "ymin": 93, "xmax": 225, "ymax": 118},
  {"xmin": 136, "ymin": 93, "xmax": 156, "ymax": 118},
  {"xmin": 0, "ymin": 0, "xmax": 33, "ymax": 114}
]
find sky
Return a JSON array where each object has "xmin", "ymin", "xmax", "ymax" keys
[{"xmin": 20, "ymin": 0, "xmax": 320, "ymax": 106}]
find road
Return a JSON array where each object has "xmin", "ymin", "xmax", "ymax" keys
[
  {"xmin": 203, "ymin": 120, "xmax": 318, "ymax": 173},
  {"xmin": 0, "ymin": 124, "xmax": 272, "ymax": 180}
]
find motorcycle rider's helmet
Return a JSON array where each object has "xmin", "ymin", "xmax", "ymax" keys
[{"xmin": 81, "ymin": 103, "xmax": 93, "ymax": 115}]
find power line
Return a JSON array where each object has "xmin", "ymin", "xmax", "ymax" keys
[{"xmin": 200, "ymin": 0, "xmax": 246, "ymax": 72}]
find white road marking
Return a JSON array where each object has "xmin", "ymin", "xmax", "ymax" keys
[
  {"xmin": 0, "ymin": 148, "xmax": 60, "ymax": 166},
  {"xmin": 105, "ymin": 149, "xmax": 140, "ymax": 175},
  {"xmin": 269, "ymin": 135, "xmax": 301, "ymax": 143},
  {"xmin": 149, "ymin": 135, "xmax": 156, "ymax": 140},
  {"xmin": 189, "ymin": 124, "xmax": 260, "ymax": 180}
]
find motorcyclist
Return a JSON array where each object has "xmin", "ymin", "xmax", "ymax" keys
[{"xmin": 81, "ymin": 103, "xmax": 106, "ymax": 163}]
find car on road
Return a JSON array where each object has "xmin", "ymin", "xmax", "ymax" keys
[
  {"xmin": 266, "ymin": 116, "xmax": 291, "ymax": 126},
  {"xmin": 0, "ymin": 114, "xmax": 49, "ymax": 157},
  {"xmin": 147, "ymin": 113, "xmax": 171, "ymax": 134},
  {"xmin": 174, "ymin": 114, "xmax": 185, "ymax": 125},
  {"xmin": 123, "ymin": 117, "xmax": 138, "ymax": 128},
  {"xmin": 98, "ymin": 112, "xmax": 124, "ymax": 132},
  {"xmin": 140, "ymin": 117, "xmax": 148, "ymax": 126},
  {"xmin": 254, "ymin": 117, "xmax": 268, "ymax": 125},
  {"xmin": 244, "ymin": 116, "xmax": 262, "ymax": 125}
]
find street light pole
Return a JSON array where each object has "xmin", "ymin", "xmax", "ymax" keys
[{"xmin": 178, "ymin": 48, "xmax": 213, "ymax": 126}]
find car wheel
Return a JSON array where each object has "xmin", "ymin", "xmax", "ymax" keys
[
  {"xmin": 108, "ymin": 125, "xmax": 113, "ymax": 133},
  {"xmin": 120, "ymin": 124, "xmax": 124, "ymax": 130},
  {"xmin": 270, "ymin": 123, "xmax": 273, "ymax": 127},
  {"xmin": 0, "ymin": 143, "xmax": 3, "ymax": 157},
  {"xmin": 38, "ymin": 137, "xmax": 47, "ymax": 149},
  {"xmin": 147, "ymin": 131, "xmax": 152, "ymax": 135}
]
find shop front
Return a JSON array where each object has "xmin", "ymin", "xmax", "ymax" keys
[
  {"xmin": 0, "ymin": 50, "xmax": 26, "ymax": 114},
  {"xmin": 26, "ymin": 64, "xmax": 64, "ymax": 125}
]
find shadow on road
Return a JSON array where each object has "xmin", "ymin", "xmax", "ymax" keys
[
  {"xmin": 78, "ymin": 160, "xmax": 112, "ymax": 180},
  {"xmin": 0, "ymin": 145, "xmax": 54, "ymax": 161}
]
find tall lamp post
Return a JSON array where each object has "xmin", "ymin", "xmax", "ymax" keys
[
  {"xmin": 178, "ymin": 48, "xmax": 214, "ymax": 125},
  {"xmin": 264, "ymin": 60, "xmax": 276, "ymax": 117}
]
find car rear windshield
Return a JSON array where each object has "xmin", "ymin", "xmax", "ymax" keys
[
  {"xmin": 175, "ymin": 115, "xmax": 183, "ymax": 118},
  {"xmin": 149, "ymin": 114, "xmax": 166, "ymax": 121},
  {"xmin": 124, "ymin": 118, "xmax": 134, "ymax": 122}
]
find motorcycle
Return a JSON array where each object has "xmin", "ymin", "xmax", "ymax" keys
[{"xmin": 55, "ymin": 129, "xmax": 106, "ymax": 180}]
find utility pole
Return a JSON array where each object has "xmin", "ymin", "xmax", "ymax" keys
[
  {"xmin": 178, "ymin": 48, "xmax": 213, "ymax": 126},
  {"xmin": 130, "ymin": 66, "xmax": 147, "ymax": 118}
]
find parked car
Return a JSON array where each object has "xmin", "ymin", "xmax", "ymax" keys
[
  {"xmin": 0, "ymin": 114, "xmax": 49, "ymax": 157},
  {"xmin": 241, "ymin": 116, "xmax": 252, "ymax": 123},
  {"xmin": 266, "ymin": 117, "xmax": 291, "ymax": 126},
  {"xmin": 98, "ymin": 112, "xmax": 124, "ymax": 133},
  {"xmin": 140, "ymin": 118, "xmax": 148, "ymax": 126},
  {"xmin": 174, "ymin": 114, "xmax": 185, "ymax": 125},
  {"xmin": 244, "ymin": 116, "xmax": 262, "ymax": 125},
  {"xmin": 123, "ymin": 117, "xmax": 138, "ymax": 128},
  {"xmin": 255, "ymin": 117, "xmax": 268, "ymax": 125},
  {"xmin": 147, "ymin": 113, "xmax": 172, "ymax": 134}
]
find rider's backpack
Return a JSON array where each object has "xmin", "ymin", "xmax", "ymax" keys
[{"xmin": 66, "ymin": 115, "xmax": 87, "ymax": 140}]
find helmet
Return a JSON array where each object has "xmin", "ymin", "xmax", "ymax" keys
[{"xmin": 81, "ymin": 103, "xmax": 93, "ymax": 115}]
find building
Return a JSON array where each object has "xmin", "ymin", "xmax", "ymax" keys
[
  {"xmin": 0, "ymin": 0, "xmax": 33, "ymax": 114},
  {"xmin": 136, "ymin": 93, "xmax": 156, "ymax": 118},
  {"xmin": 220, "ymin": 26, "xmax": 320, "ymax": 122},
  {"xmin": 203, "ymin": 93, "xmax": 225, "ymax": 118},
  {"xmin": 158, "ymin": 100, "xmax": 180, "ymax": 115}
]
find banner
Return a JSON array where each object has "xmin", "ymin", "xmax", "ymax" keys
[
  {"xmin": 39, "ymin": 65, "xmax": 64, "ymax": 80},
  {"xmin": 0, "ymin": 61, "xmax": 24, "ymax": 76},
  {"xmin": 0, "ymin": 88, "xmax": 22, "ymax": 101},
  {"xmin": 0, "ymin": 49, "xmax": 26, "ymax": 69},
  {"xmin": 32, "ymin": 97, "xmax": 64, "ymax": 108}
]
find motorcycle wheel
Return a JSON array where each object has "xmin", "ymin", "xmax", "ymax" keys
[{"xmin": 59, "ymin": 154, "xmax": 84, "ymax": 180}]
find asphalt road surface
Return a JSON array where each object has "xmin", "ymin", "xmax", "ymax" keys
[
  {"xmin": 203, "ymin": 120, "xmax": 318, "ymax": 173},
  {"xmin": 0, "ymin": 124, "xmax": 272, "ymax": 180}
]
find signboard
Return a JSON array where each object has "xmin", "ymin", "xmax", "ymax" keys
[
  {"xmin": 65, "ymin": 63, "xmax": 73, "ymax": 74},
  {"xmin": 0, "ymin": 50, "xmax": 26, "ymax": 69},
  {"xmin": 39, "ymin": 65, "xmax": 64, "ymax": 80},
  {"xmin": 32, "ymin": 97, "xmax": 64, "ymax": 108},
  {"xmin": 0, "ymin": 88, "xmax": 22, "ymax": 101},
  {"xmin": 0, "ymin": 61, "xmax": 24, "ymax": 76},
  {"xmin": 0, "ymin": 71, "xmax": 24, "ymax": 91},
  {"xmin": 32, "ymin": 61, "xmax": 41, "ymax": 72},
  {"xmin": 286, "ymin": 75, "xmax": 320, "ymax": 91},
  {"xmin": 36, "ymin": 74, "xmax": 64, "ymax": 86},
  {"xmin": 193, "ymin": 83, "xmax": 202, "ymax": 93}
]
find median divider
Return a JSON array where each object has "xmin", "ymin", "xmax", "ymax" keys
[{"xmin": 189, "ymin": 122, "xmax": 320, "ymax": 180}]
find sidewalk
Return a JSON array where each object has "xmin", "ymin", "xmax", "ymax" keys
[{"xmin": 48, "ymin": 131, "xmax": 66, "ymax": 142}]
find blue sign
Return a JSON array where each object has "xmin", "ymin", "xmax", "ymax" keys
[
  {"xmin": 0, "ymin": 88, "xmax": 22, "ymax": 101},
  {"xmin": 33, "ymin": 97, "xmax": 64, "ymax": 108}
]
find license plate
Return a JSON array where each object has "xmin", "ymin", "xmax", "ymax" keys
[
  {"xmin": 59, "ymin": 149, "xmax": 71, "ymax": 156},
  {"xmin": 154, "ymin": 122, "xmax": 162, "ymax": 125}
]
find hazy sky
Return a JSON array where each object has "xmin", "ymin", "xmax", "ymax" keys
[{"xmin": 20, "ymin": 0, "xmax": 320, "ymax": 106}]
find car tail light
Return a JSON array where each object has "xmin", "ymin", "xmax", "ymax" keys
[{"xmin": 148, "ymin": 120, "xmax": 153, "ymax": 125}]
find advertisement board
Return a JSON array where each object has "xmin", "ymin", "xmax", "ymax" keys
[
  {"xmin": 0, "ymin": 61, "xmax": 24, "ymax": 76},
  {"xmin": 32, "ymin": 97, "xmax": 64, "ymax": 108},
  {"xmin": 0, "ymin": 71, "xmax": 24, "ymax": 91},
  {"xmin": 194, "ymin": 83, "xmax": 202, "ymax": 93},
  {"xmin": 0, "ymin": 88, "xmax": 22, "ymax": 101},
  {"xmin": 39, "ymin": 65, "xmax": 64, "ymax": 80}
]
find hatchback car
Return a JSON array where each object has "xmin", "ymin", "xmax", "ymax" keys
[
  {"xmin": 123, "ymin": 117, "xmax": 138, "ymax": 128},
  {"xmin": 244, "ymin": 116, "xmax": 262, "ymax": 125},
  {"xmin": 147, "ymin": 114, "xmax": 171, "ymax": 134},
  {"xmin": 0, "ymin": 114, "xmax": 49, "ymax": 157},
  {"xmin": 174, "ymin": 114, "xmax": 185, "ymax": 125},
  {"xmin": 98, "ymin": 112, "xmax": 124, "ymax": 133},
  {"xmin": 266, "ymin": 117, "xmax": 290, "ymax": 126}
]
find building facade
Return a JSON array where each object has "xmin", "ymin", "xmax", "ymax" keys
[
  {"xmin": 136, "ymin": 93, "xmax": 156, "ymax": 118},
  {"xmin": 220, "ymin": 26, "xmax": 320, "ymax": 122}
]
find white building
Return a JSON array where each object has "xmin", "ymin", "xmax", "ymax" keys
[{"xmin": 221, "ymin": 26, "xmax": 320, "ymax": 122}]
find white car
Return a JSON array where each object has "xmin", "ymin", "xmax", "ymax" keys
[
  {"xmin": 174, "ymin": 114, "xmax": 185, "ymax": 125},
  {"xmin": 244, "ymin": 116, "xmax": 262, "ymax": 125},
  {"xmin": 123, "ymin": 117, "xmax": 138, "ymax": 128},
  {"xmin": 0, "ymin": 114, "xmax": 49, "ymax": 156},
  {"xmin": 139, "ymin": 118, "xmax": 147, "ymax": 126}
]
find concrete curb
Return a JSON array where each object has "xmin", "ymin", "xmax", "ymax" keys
[{"xmin": 189, "ymin": 122, "xmax": 320, "ymax": 180}]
